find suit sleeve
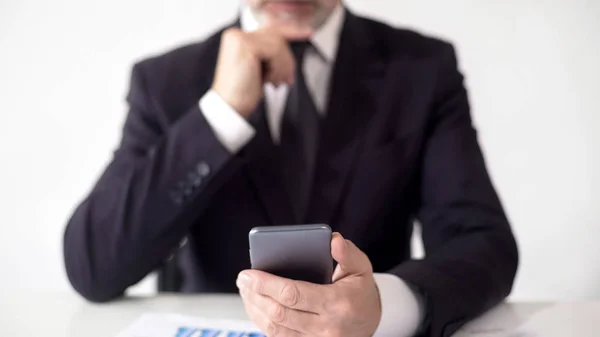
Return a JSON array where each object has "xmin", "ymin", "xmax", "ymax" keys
[
  {"xmin": 63, "ymin": 62, "xmax": 243, "ymax": 302},
  {"xmin": 390, "ymin": 44, "xmax": 519, "ymax": 337}
]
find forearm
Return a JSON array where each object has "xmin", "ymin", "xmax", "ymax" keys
[
  {"xmin": 63, "ymin": 106, "xmax": 240, "ymax": 302},
  {"xmin": 392, "ymin": 41, "xmax": 519, "ymax": 336},
  {"xmin": 391, "ymin": 220, "xmax": 517, "ymax": 337}
]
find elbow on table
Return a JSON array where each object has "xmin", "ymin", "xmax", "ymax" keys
[
  {"xmin": 63, "ymin": 222, "xmax": 124, "ymax": 303},
  {"xmin": 72, "ymin": 283, "xmax": 123, "ymax": 304},
  {"xmin": 496, "ymin": 226, "xmax": 520, "ymax": 297},
  {"xmin": 64, "ymin": 251, "xmax": 124, "ymax": 303}
]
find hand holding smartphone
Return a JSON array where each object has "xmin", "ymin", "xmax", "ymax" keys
[{"xmin": 248, "ymin": 224, "xmax": 334, "ymax": 284}]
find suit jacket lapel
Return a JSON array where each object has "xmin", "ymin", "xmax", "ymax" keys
[{"xmin": 306, "ymin": 11, "xmax": 388, "ymax": 226}]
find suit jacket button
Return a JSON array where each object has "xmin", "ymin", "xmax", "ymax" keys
[
  {"xmin": 197, "ymin": 162, "xmax": 210, "ymax": 177},
  {"xmin": 170, "ymin": 190, "xmax": 183, "ymax": 205},
  {"xmin": 183, "ymin": 186, "xmax": 193, "ymax": 197},
  {"xmin": 192, "ymin": 176, "xmax": 202, "ymax": 187},
  {"xmin": 188, "ymin": 172, "xmax": 202, "ymax": 187},
  {"xmin": 173, "ymin": 196, "xmax": 183, "ymax": 205}
]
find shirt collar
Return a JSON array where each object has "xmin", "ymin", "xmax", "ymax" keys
[{"xmin": 240, "ymin": 3, "xmax": 345, "ymax": 63}]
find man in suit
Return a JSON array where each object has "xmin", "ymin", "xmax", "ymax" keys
[{"xmin": 63, "ymin": 0, "xmax": 519, "ymax": 336}]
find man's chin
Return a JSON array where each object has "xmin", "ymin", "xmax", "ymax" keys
[
  {"xmin": 263, "ymin": 13, "xmax": 314, "ymax": 29},
  {"xmin": 257, "ymin": 14, "xmax": 315, "ymax": 39}
]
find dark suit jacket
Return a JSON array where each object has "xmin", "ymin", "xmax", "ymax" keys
[{"xmin": 63, "ymin": 10, "xmax": 518, "ymax": 337}]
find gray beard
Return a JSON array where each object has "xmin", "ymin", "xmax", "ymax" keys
[{"xmin": 247, "ymin": 5, "xmax": 332, "ymax": 32}]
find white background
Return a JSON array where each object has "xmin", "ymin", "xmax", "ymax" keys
[{"xmin": 0, "ymin": 0, "xmax": 599, "ymax": 300}]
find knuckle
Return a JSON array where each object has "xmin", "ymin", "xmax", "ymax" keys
[
  {"xmin": 321, "ymin": 294, "xmax": 336, "ymax": 313},
  {"xmin": 335, "ymin": 299, "xmax": 355, "ymax": 317},
  {"xmin": 276, "ymin": 38, "xmax": 287, "ymax": 53},
  {"xmin": 223, "ymin": 28, "xmax": 242, "ymax": 40},
  {"xmin": 222, "ymin": 29, "xmax": 247, "ymax": 51},
  {"xmin": 269, "ymin": 303, "xmax": 287, "ymax": 324},
  {"xmin": 279, "ymin": 283, "xmax": 300, "ymax": 307},
  {"xmin": 254, "ymin": 279, "xmax": 266, "ymax": 294},
  {"xmin": 267, "ymin": 321, "xmax": 280, "ymax": 336},
  {"xmin": 322, "ymin": 326, "xmax": 343, "ymax": 337}
]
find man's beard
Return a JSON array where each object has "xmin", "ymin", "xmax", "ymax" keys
[{"xmin": 249, "ymin": 3, "xmax": 331, "ymax": 32}]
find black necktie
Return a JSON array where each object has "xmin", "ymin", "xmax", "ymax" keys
[{"xmin": 280, "ymin": 41, "xmax": 321, "ymax": 221}]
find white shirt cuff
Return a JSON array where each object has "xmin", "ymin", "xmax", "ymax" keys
[
  {"xmin": 372, "ymin": 273, "xmax": 426, "ymax": 337},
  {"xmin": 199, "ymin": 90, "xmax": 256, "ymax": 154}
]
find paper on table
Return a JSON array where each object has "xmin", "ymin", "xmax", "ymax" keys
[{"xmin": 115, "ymin": 313, "xmax": 266, "ymax": 337}]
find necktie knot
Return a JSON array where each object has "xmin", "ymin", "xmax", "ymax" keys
[{"xmin": 289, "ymin": 41, "xmax": 311, "ymax": 64}]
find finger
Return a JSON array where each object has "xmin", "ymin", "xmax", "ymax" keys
[
  {"xmin": 265, "ymin": 69, "xmax": 288, "ymax": 87},
  {"xmin": 267, "ymin": 45, "xmax": 295, "ymax": 86},
  {"xmin": 240, "ymin": 286, "xmax": 320, "ymax": 334},
  {"xmin": 248, "ymin": 30, "xmax": 296, "ymax": 85},
  {"xmin": 331, "ymin": 263, "xmax": 346, "ymax": 283},
  {"xmin": 331, "ymin": 233, "xmax": 348, "ymax": 282},
  {"xmin": 237, "ymin": 270, "xmax": 326, "ymax": 313},
  {"xmin": 330, "ymin": 233, "xmax": 373, "ymax": 278},
  {"xmin": 242, "ymin": 294, "xmax": 305, "ymax": 337}
]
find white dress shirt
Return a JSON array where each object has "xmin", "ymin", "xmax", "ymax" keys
[{"xmin": 199, "ymin": 4, "xmax": 425, "ymax": 336}]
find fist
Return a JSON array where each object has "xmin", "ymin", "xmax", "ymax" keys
[
  {"xmin": 211, "ymin": 26, "xmax": 312, "ymax": 118},
  {"xmin": 237, "ymin": 233, "xmax": 382, "ymax": 337}
]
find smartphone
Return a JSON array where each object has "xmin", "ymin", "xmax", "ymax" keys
[{"xmin": 249, "ymin": 224, "xmax": 333, "ymax": 284}]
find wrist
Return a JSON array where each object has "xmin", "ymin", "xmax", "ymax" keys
[
  {"xmin": 373, "ymin": 276, "xmax": 384, "ymax": 334},
  {"xmin": 211, "ymin": 86, "xmax": 255, "ymax": 118},
  {"xmin": 199, "ymin": 90, "xmax": 256, "ymax": 154}
]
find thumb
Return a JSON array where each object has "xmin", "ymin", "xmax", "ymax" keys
[{"xmin": 331, "ymin": 233, "xmax": 372, "ymax": 281}]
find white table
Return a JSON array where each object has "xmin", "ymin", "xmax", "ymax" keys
[{"xmin": 1, "ymin": 290, "xmax": 599, "ymax": 336}]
